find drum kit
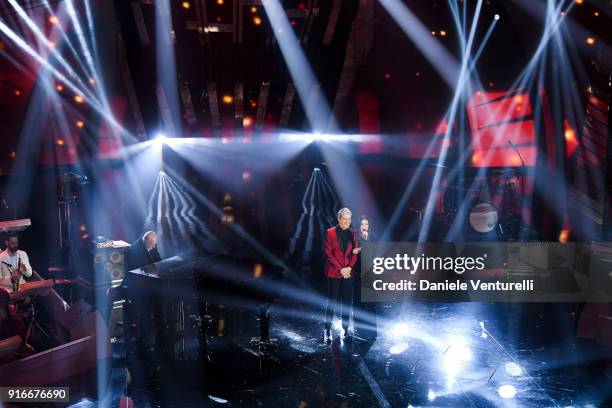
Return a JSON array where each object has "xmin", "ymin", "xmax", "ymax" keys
[{"xmin": 434, "ymin": 164, "xmax": 525, "ymax": 240}]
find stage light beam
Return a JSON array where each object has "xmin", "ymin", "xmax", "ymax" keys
[{"xmin": 261, "ymin": 0, "xmax": 336, "ymax": 132}]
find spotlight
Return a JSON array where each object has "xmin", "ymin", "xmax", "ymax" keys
[
  {"xmin": 48, "ymin": 15, "xmax": 59, "ymax": 25},
  {"xmin": 504, "ymin": 362, "xmax": 523, "ymax": 376},
  {"xmin": 427, "ymin": 389, "xmax": 436, "ymax": 401},
  {"xmin": 389, "ymin": 343, "xmax": 409, "ymax": 355},
  {"xmin": 498, "ymin": 384, "xmax": 517, "ymax": 399},
  {"xmin": 182, "ymin": 1, "xmax": 191, "ymax": 9},
  {"xmin": 305, "ymin": 132, "xmax": 328, "ymax": 143},
  {"xmin": 253, "ymin": 16, "xmax": 262, "ymax": 25},
  {"xmin": 74, "ymin": 95, "xmax": 84, "ymax": 104},
  {"xmin": 154, "ymin": 133, "xmax": 167, "ymax": 144},
  {"xmin": 389, "ymin": 323, "xmax": 409, "ymax": 338},
  {"xmin": 333, "ymin": 320, "xmax": 342, "ymax": 331},
  {"xmin": 586, "ymin": 37, "xmax": 595, "ymax": 45},
  {"xmin": 494, "ymin": 14, "xmax": 500, "ymax": 20},
  {"xmin": 449, "ymin": 343, "xmax": 472, "ymax": 362},
  {"xmin": 55, "ymin": 84, "xmax": 64, "ymax": 92}
]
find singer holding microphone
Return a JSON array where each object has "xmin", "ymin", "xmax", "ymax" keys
[{"xmin": 0, "ymin": 233, "xmax": 32, "ymax": 292}]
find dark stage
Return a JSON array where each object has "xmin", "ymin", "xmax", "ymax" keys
[
  {"xmin": 1, "ymin": 0, "xmax": 612, "ymax": 407},
  {"xmin": 103, "ymin": 301, "xmax": 612, "ymax": 407}
]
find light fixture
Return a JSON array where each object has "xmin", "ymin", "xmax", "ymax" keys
[
  {"xmin": 427, "ymin": 390, "xmax": 436, "ymax": 401},
  {"xmin": 389, "ymin": 323, "xmax": 409, "ymax": 338},
  {"xmin": 182, "ymin": 1, "xmax": 191, "ymax": 9},
  {"xmin": 74, "ymin": 95, "xmax": 84, "ymax": 104},
  {"xmin": 498, "ymin": 385, "xmax": 517, "ymax": 399},
  {"xmin": 504, "ymin": 362, "xmax": 523, "ymax": 376},
  {"xmin": 154, "ymin": 132, "xmax": 167, "ymax": 145},
  {"xmin": 494, "ymin": 14, "xmax": 500, "ymax": 20},
  {"xmin": 389, "ymin": 343, "xmax": 409, "ymax": 355}
]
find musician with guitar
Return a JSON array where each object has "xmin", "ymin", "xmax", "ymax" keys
[{"xmin": 0, "ymin": 233, "xmax": 32, "ymax": 292}]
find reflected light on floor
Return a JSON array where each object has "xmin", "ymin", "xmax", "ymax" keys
[{"xmin": 498, "ymin": 384, "xmax": 517, "ymax": 399}]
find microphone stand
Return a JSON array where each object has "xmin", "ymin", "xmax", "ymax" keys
[{"xmin": 508, "ymin": 140, "xmax": 527, "ymax": 238}]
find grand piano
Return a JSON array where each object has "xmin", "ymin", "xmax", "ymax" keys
[{"xmin": 120, "ymin": 248, "xmax": 285, "ymax": 386}]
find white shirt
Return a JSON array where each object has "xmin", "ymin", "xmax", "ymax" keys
[{"xmin": 0, "ymin": 249, "xmax": 33, "ymax": 291}]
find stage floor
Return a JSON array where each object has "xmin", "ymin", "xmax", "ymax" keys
[{"xmin": 87, "ymin": 302, "xmax": 612, "ymax": 407}]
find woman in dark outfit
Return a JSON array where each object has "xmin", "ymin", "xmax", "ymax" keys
[{"xmin": 352, "ymin": 215, "xmax": 378, "ymax": 337}]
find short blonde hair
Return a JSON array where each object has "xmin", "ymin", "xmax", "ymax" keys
[{"xmin": 337, "ymin": 208, "xmax": 352, "ymax": 219}]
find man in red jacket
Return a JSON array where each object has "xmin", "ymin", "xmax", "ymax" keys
[{"xmin": 323, "ymin": 208, "xmax": 359, "ymax": 340}]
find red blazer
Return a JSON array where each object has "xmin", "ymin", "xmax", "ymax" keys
[{"xmin": 324, "ymin": 226, "xmax": 359, "ymax": 279}]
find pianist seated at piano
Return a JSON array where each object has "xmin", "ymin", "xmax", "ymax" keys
[
  {"xmin": 0, "ymin": 233, "xmax": 32, "ymax": 292},
  {"xmin": 0, "ymin": 288, "xmax": 34, "ymax": 356},
  {"xmin": 125, "ymin": 230, "xmax": 162, "ymax": 271}
]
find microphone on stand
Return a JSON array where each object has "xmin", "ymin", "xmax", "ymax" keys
[
  {"xmin": 507, "ymin": 140, "xmax": 526, "ymax": 167},
  {"xmin": 507, "ymin": 140, "xmax": 527, "ymax": 211}
]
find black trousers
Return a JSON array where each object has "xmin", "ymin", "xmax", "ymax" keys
[{"xmin": 324, "ymin": 277, "xmax": 353, "ymax": 331}]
